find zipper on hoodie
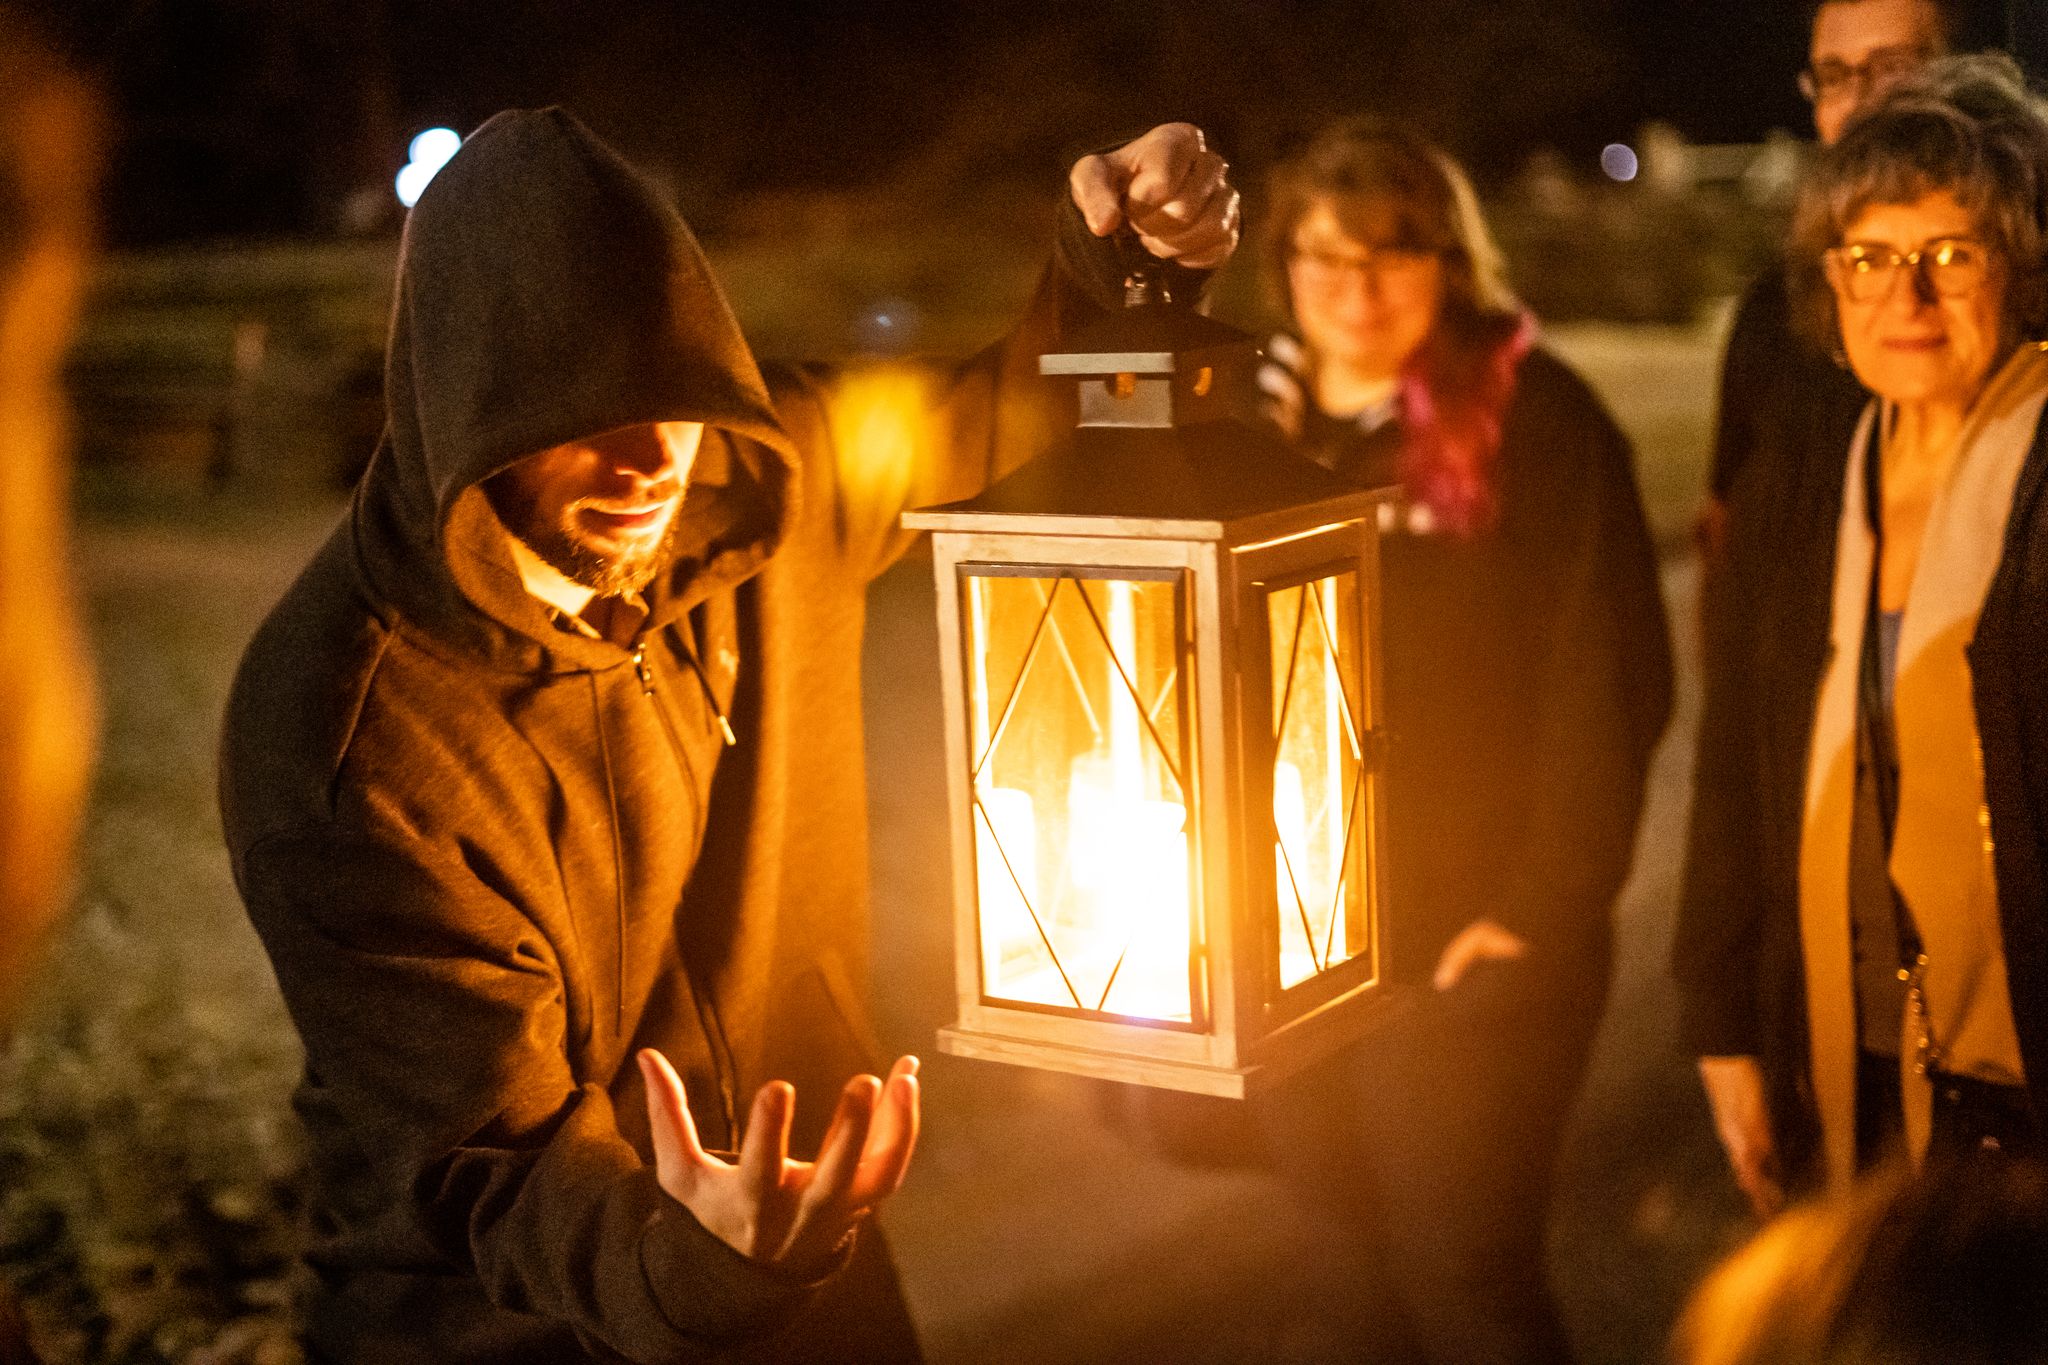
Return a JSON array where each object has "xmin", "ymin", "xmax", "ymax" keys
[{"xmin": 627, "ymin": 639, "xmax": 742, "ymax": 1145}]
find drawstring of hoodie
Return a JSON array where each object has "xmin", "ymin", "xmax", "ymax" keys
[
  {"xmin": 558, "ymin": 594, "xmax": 735, "ymax": 751},
  {"xmin": 628, "ymin": 634, "xmax": 735, "ymax": 749},
  {"xmin": 687, "ymin": 652, "xmax": 738, "ymax": 748}
]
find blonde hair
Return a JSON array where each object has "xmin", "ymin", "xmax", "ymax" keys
[{"xmin": 1675, "ymin": 1157, "xmax": 2048, "ymax": 1365}]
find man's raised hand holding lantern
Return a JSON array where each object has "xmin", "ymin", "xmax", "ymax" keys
[{"xmin": 1069, "ymin": 121, "xmax": 1240, "ymax": 270}]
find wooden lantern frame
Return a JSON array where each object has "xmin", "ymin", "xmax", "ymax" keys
[{"xmin": 904, "ymin": 314, "xmax": 1399, "ymax": 1095}]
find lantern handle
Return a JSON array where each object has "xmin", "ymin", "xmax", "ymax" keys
[{"xmin": 1115, "ymin": 226, "xmax": 1173, "ymax": 309}]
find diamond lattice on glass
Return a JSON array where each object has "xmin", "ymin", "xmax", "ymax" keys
[
  {"xmin": 1269, "ymin": 574, "xmax": 1369, "ymax": 989},
  {"xmin": 964, "ymin": 572, "xmax": 1194, "ymax": 1021}
]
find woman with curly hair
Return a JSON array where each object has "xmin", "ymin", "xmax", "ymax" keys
[{"xmin": 1678, "ymin": 51, "xmax": 2048, "ymax": 1220}]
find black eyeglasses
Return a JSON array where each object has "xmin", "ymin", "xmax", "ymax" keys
[
  {"xmin": 1799, "ymin": 45, "xmax": 1932, "ymax": 104},
  {"xmin": 1287, "ymin": 243, "xmax": 1437, "ymax": 289}
]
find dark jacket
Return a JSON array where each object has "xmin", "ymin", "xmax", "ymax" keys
[
  {"xmin": 1677, "ymin": 257, "xmax": 1858, "ymax": 1183},
  {"xmin": 1707, "ymin": 261, "xmax": 1868, "ymax": 507},
  {"xmin": 218, "ymin": 108, "xmax": 1095, "ymax": 1363},
  {"xmin": 1268, "ymin": 343, "xmax": 1673, "ymax": 985},
  {"xmin": 1674, "ymin": 397, "xmax": 2048, "ymax": 1185}
]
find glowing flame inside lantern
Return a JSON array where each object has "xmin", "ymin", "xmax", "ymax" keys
[
  {"xmin": 965, "ymin": 568, "xmax": 1366, "ymax": 1025},
  {"xmin": 969, "ymin": 577, "xmax": 1193, "ymax": 1022},
  {"xmin": 1270, "ymin": 574, "xmax": 1367, "ymax": 990}
]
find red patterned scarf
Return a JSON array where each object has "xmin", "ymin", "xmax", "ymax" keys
[{"xmin": 1396, "ymin": 310, "xmax": 1536, "ymax": 537}]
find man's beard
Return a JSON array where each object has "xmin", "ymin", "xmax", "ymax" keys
[{"xmin": 499, "ymin": 487, "xmax": 685, "ymax": 596}]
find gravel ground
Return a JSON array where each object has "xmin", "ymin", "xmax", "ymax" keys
[{"xmin": 3, "ymin": 497, "xmax": 340, "ymax": 1365}]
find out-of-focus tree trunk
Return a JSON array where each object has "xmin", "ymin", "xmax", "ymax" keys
[{"xmin": 0, "ymin": 6, "xmax": 98, "ymax": 1035}]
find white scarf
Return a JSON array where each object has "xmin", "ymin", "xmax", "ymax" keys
[{"xmin": 1799, "ymin": 343, "xmax": 2048, "ymax": 1189}]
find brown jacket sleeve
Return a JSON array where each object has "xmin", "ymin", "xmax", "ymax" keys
[
  {"xmin": 784, "ymin": 198, "xmax": 1203, "ymax": 583},
  {"xmin": 773, "ymin": 263, "xmax": 1070, "ymax": 586},
  {"xmin": 236, "ymin": 823, "xmax": 841, "ymax": 1361}
]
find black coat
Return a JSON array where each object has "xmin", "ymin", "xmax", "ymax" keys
[
  {"xmin": 1674, "ymin": 395, "xmax": 2048, "ymax": 1184},
  {"xmin": 1280, "ymin": 346, "xmax": 1673, "ymax": 986},
  {"xmin": 1245, "ymin": 342, "xmax": 1672, "ymax": 1363},
  {"xmin": 1707, "ymin": 262, "xmax": 1867, "ymax": 506}
]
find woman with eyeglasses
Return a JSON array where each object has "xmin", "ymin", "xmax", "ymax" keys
[
  {"xmin": 1253, "ymin": 119, "xmax": 1671, "ymax": 1363},
  {"xmin": 1677, "ymin": 52, "xmax": 2048, "ymax": 1223}
]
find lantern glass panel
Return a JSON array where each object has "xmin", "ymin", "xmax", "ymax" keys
[
  {"xmin": 962, "ymin": 568, "xmax": 1197, "ymax": 1024},
  {"xmin": 1268, "ymin": 571, "xmax": 1373, "ymax": 990}
]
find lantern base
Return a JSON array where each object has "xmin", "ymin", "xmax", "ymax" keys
[
  {"xmin": 936, "ymin": 991, "xmax": 1412, "ymax": 1098},
  {"xmin": 937, "ymin": 1027, "xmax": 1258, "ymax": 1097}
]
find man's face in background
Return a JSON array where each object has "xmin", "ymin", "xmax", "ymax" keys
[{"xmin": 1807, "ymin": 0, "xmax": 1950, "ymax": 144}]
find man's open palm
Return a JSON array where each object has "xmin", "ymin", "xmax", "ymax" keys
[{"xmin": 638, "ymin": 1048, "xmax": 920, "ymax": 1271}]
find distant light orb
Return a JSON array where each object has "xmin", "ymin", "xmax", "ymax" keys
[
  {"xmin": 856, "ymin": 296, "xmax": 921, "ymax": 352},
  {"xmin": 1600, "ymin": 143, "xmax": 1640, "ymax": 183},
  {"xmin": 394, "ymin": 163, "xmax": 435, "ymax": 209},
  {"xmin": 396, "ymin": 126, "xmax": 463, "ymax": 208}
]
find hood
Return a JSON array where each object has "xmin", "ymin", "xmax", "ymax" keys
[{"xmin": 353, "ymin": 106, "xmax": 799, "ymax": 672}]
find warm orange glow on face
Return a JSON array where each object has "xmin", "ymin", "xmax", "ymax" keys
[
  {"xmin": 1830, "ymin": 190, "xmax": 2006, "ymax": 414},
  {"xmin": 1808, "ymin": 0, "xmax": 1944, "ymax": 145},
  {"xmin": 1287, "ymin": 197, "xmax": 1444, "ymax": 385},
  {"xmin": 489, "ymin": 421, "xmax": 705, "ymax": 596}
]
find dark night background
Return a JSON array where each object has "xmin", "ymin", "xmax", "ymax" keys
[{"xmin": 5, "ymin": 0, "xmax": 2023, "ymax": 248}]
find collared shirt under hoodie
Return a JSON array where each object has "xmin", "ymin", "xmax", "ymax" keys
[
  {"xmin": 217, "ymin": 107, "xmax": 1091, "ymax": 1363},
  {"xmin": 1799, "ymin": 343, "xmax": 2048, "ymax": 1190}
]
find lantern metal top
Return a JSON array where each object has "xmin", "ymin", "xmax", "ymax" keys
[
  {"xmin": 904, "ymin": 260, "xmax": 1385, "ymax": 543},
  {"xmin": 1036, "ymin": 294, "xmax": 1250, "ymax": 377},
  {"xmin": 904, "ymin": 421, "xmax": 1378, "ymax": 540}
]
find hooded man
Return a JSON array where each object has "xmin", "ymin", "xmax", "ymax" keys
[{"xmin": 217, "ymin": 108, "xmax": 1237, "ymax": 1365}]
